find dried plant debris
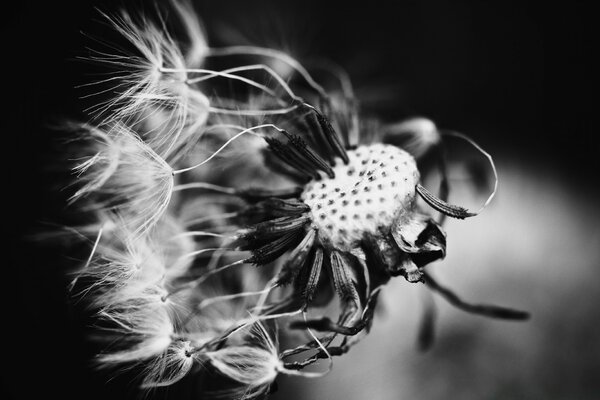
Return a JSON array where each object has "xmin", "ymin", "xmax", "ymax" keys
[{"xmin": 55, "ymin": 1, "xmax": 529, "ymax": 397}]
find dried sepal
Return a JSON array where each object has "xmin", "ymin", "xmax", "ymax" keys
[
  {"xmin": 277, "ymin": 229, "xmax": 316, "ymax": 286},
  {"xmin": 391, "ymin": 212, "xmax": 446, "ymax": 266},
  {"xmin": 416, "ymin": 184, "xmax": 475, "ymax": 219},
  {"xmin": 328, "ymin": 250, "xmax": 361, "ymax": 306}
]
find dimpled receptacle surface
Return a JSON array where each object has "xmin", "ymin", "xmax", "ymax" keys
[{"xmin": 302, "ymin": 144, "xmax": 419, "ymax": 250}]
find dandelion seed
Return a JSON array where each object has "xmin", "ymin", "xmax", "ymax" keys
[
  {"xmin": 97, "ymin": 294, "xmax": 174, "ymax": 364},
  {"xmin": 83, "ymin": 9, "xmax": 210, "ymax": 160},
  {"xmin": 141, "ymin": 340, "xmax": 196, "ymax": 388},
  {"xmin": 70, "ymin": 123, "xmax": 174, "ymax": 239}
]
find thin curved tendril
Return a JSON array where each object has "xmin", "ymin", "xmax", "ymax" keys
[
  {"xmin": 443, "ymin": 130, "xmax": 498, "ymax": 215},
  {"xmin": 172, "ymin": 124, "xmax": 283, "ymax": 175},
  {"xmin": 173, "ymin": 182, "xmax": 237, "ymax": 194},
  {"xmin": 186, "ymin": 64, "xmax": 288, "ymax": 105},
  {"xmin": 207, "ymin": 46, "xmax": 324, "ymax": 99},
  {"xmin": 161, "ymin": 65, "xmax": 300, "ymax": 115},
  {"xmin": 208, "ymin": 104, "xmax": 298, "ymax": 116},
  {"xmin": 163, "ymin": 63, "xmax": 300, "ymax": 101},
  {"xmin": 196, "ymin": 284, "xmax": 278, "ymax": 311},
  {"xmin": 164, "ymin": 259, "xmax": 246, "ymax": 300},
  {"xmin": 254, "ymin": 275, "xmax": 281, "ymax": 314},
  {"xmin": 159, "ymin": 66, "xmax": 278, "ymax": 97},
  {"xmin": 189, "ymin": 309, "xmax": 304, "ymax": 355}
]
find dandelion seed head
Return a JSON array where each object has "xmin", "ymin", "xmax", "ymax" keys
[
  {"xmin": 56, "ymin": 1, "xmax": 525, "ymax": 394},
  {"xmin": 302, "ymin": 143, "xmax": 419, "ymax": 250}
]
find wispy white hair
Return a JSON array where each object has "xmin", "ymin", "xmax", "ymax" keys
[
  {"xmin": 204, "ymin": 322, "xmax": 281, "ymax": 398},
  {"xmin": 70, "ymin": 123, "xmax": 174, "ymax": 239},
  {"xmin": 97, "ymin": 291, "xmax": 174, "ymax": 364},
  {"xmin": 141, "ymin": 340, "xmax": 196, "ymax": 388},
  {"xmin": 84, "ymin": 7, "xmax": 210, "ymax": 161}
]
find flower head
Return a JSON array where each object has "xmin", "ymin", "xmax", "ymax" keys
[{"xmin": 59, "ymin": 2, "xmax": 529, "ymax": 396}]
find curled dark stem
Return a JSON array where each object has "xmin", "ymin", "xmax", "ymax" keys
[{"xmin": 422, "ymin": 272, "xmax": 530, "ymax": 320}]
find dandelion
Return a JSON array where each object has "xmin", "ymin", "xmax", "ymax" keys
[{"xmin": 58, "ymin": 1, "xmax": 530, "ymax": 396}]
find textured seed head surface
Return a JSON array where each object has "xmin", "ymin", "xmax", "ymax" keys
[{"xmin": 302, "ymin": 143, "xmax": 419, "ymax": 250}]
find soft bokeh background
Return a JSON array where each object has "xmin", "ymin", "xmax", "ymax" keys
[{"xmin": 6, "ymin": 1, "xmax": 597, "ymax": 399}]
